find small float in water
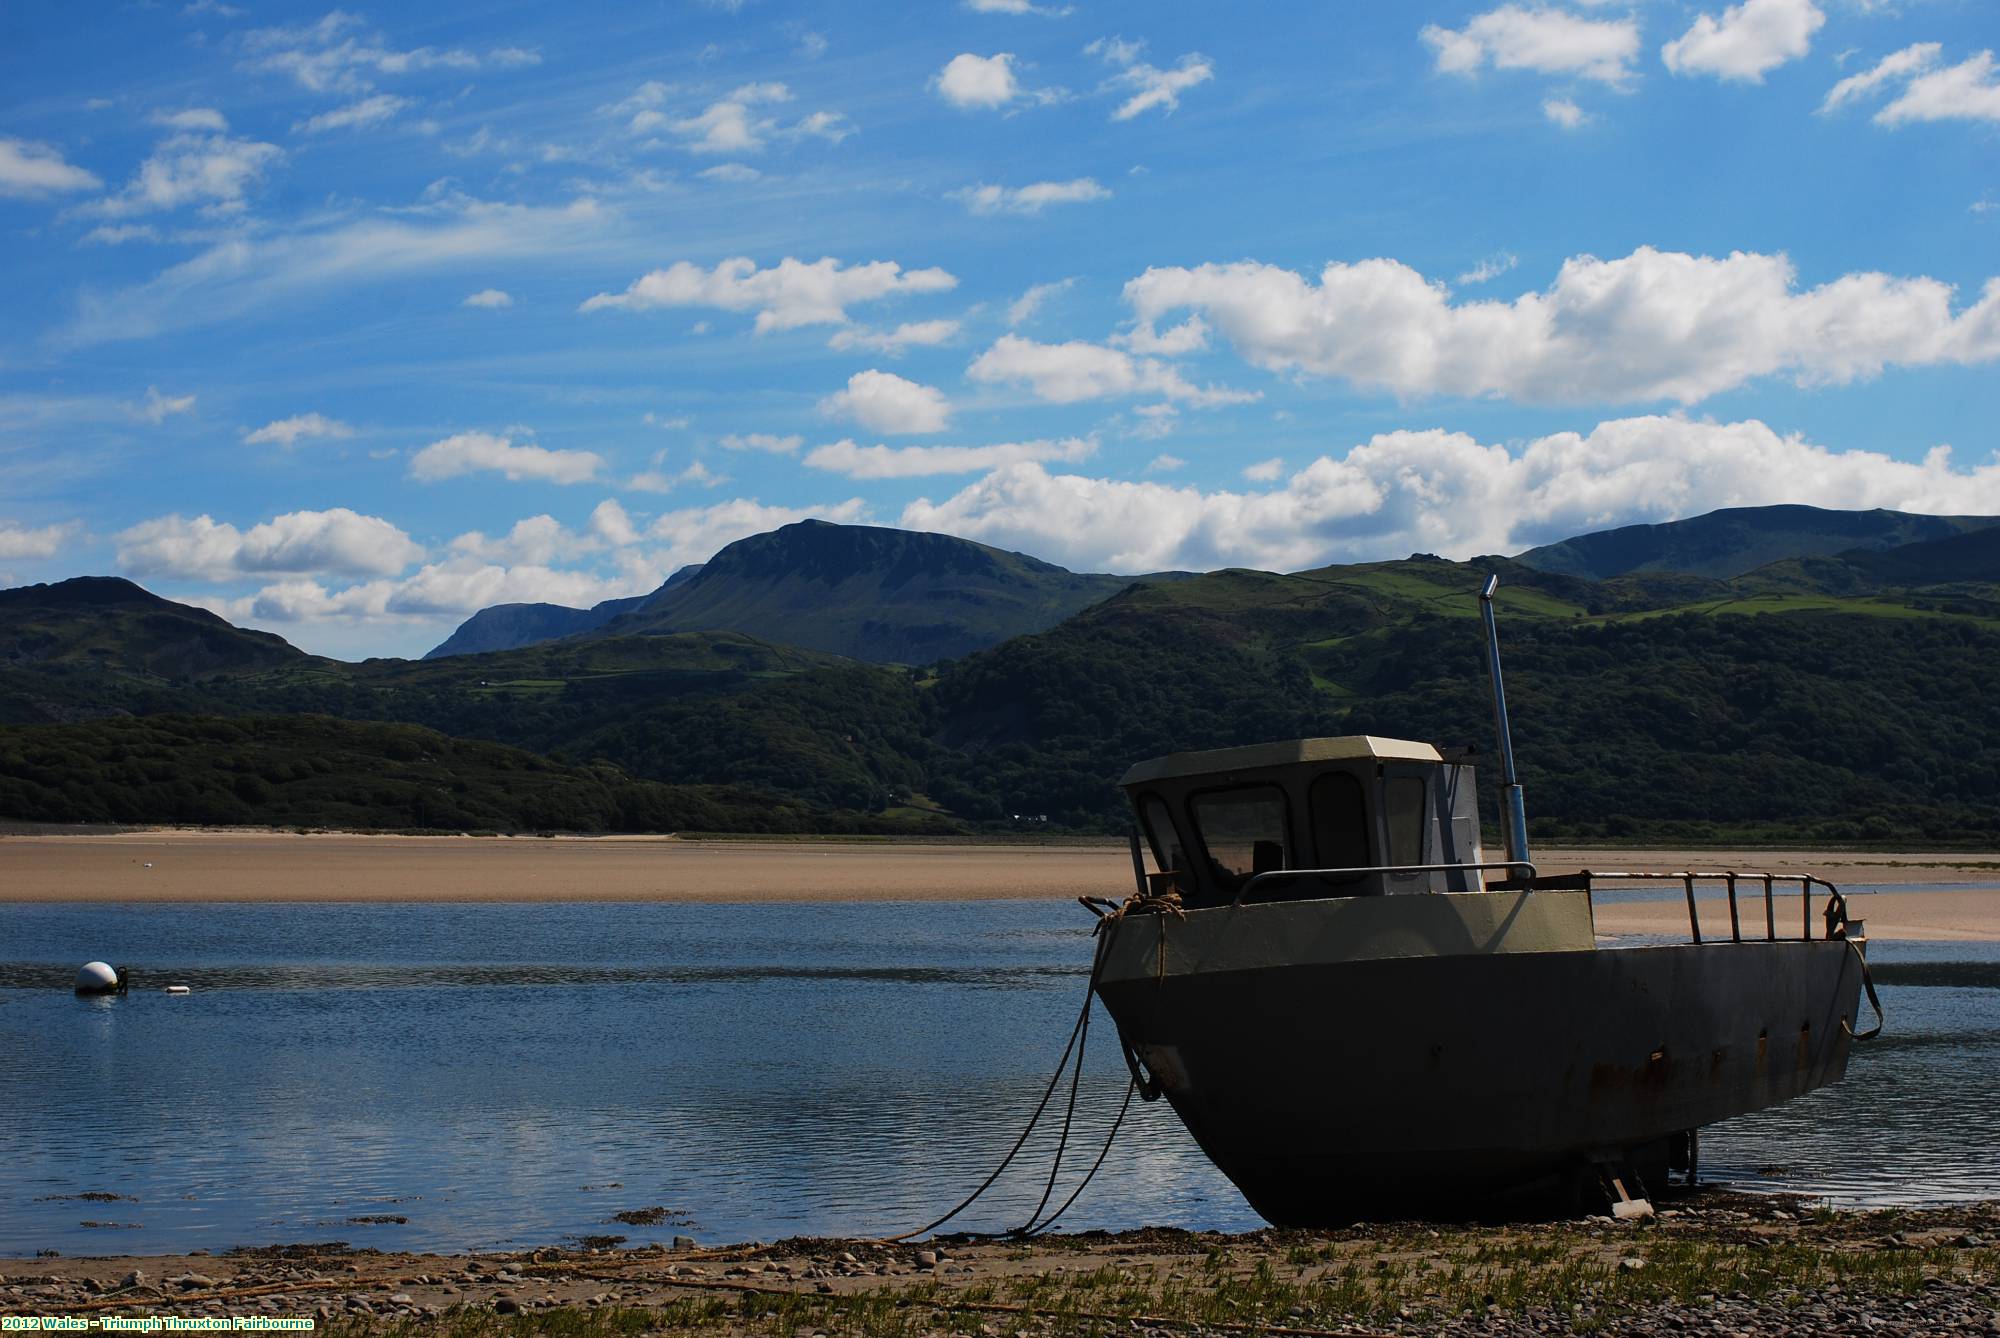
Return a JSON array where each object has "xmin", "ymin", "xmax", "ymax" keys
[
  {"xmin": 1087, "ymin": 575, "xmax": 1878, "ymax": 1224},
  {"xmin": 74, "ymin": 961, "xmax": 128, "ymax": 996}
]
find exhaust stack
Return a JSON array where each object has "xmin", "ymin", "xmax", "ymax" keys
[{"xmin": 1478, "ymin": 574, "xmax": 1532, "ymax": 878}]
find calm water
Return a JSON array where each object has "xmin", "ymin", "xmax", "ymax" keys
[{"xmin": 1, "ymin": 897, "xmax": 1995, "ymax": 1257}]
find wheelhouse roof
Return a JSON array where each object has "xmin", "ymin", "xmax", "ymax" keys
[{"xmin": 1119, "ymin": 735, "xmax": 1445, "ymax": 788}]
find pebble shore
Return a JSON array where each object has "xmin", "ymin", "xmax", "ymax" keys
[{"xmin": 4, "ymin": 1195, "xmax": 1996, "ymax": 1337}]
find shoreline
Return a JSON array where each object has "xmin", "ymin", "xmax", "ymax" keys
[
  {"xmin": 5, "ymin": 1195, "xmax": 1997, "ymax": 1335},
  {"xmin": 3, "ymin": 833, "xmax": 1999, "ymax": 939}
]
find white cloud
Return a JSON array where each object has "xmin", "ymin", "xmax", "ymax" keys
[
  {"xmin": 463, "ymin": 287, "xmax": 513, "ymax": 308},
  {"xmin": 1008, "ymin": 277, "xmax": 1074, "ymax": 326},
  {"xmin": 151, "ymin": 108, "xmax": 228, "ymax": 131},
  {"xmin": 819, "ymin": 369, "xmax": 952, "ymax": 434},
  {"xmin": 297, "ymin": 93, "xmax": 412, "ymax": 134},
  {"xmin": 1145, "ymin": 454, "xmax": 1185, "ymax": 472},
  {"xmin": 654, "ymin": 81, "xmax": 791, "ymax": 153},
  {"xmin": 140, "ymin": 386, "xmax": 196, "ymax": 423},
  {"xmin": 967, "ymin": 333, "xmax": 1256, "ymax": 407},
  {"xmin": 936, "ymin": 53, "xmax": 1023, "ymax": 109},
  {"xmin": 408, "ymin": 431, "xmax": 604, "ymax": 484},
  {"xmin": 590, "ymin": 499, "xmax": 641, "ymax": 547},
  {"xmin": 243, "ymin": 13, "xmax": 539, "ymax": 95},
  {"xmin": 1823, "ymin": 44, "xmax": 2000, "ymax": 126},
  {"xmin": 698, "ymin": 162, "xmax": 761, "ymax": 182},
  {"xmin": 1543, "ymin": 97, "xmax": 1589, "ymax": 127},
  {"xmin": 382, "ymin": 561, "xmax": 618, "ymax": 617},
  {"xmin": 1662, "ymin": 0, "xmax": 1824, "ymax": 82},
  {"xmin": 116, "ymin": 508, "xmax": 423, "ymax": 580},
  {"xmin": 1243, "ymin": 457, "xmax": 1285, "ymax": 482},
  {"xmin": 1421, "ymin": 6, "xmax": 1640, "ymax": 86},
  {"xmin": 1822, "ymin": 43, "xmax": 1939, "ymax": 111},
  {"xmin": 803, "ymin": 436, "xmax": 1093, "ymax": 479},
  {"xmin": 952, "ymin": 177, "xmax": 1110, "ymax": 215},
  {"xmin": 625, "ymin": 457, "xmax": 729, "ymax": 492},
  {"xmin": 719, "ymin": 433, "xmax": 804, "ymax": 453},
  {"xmin": 795, "ymin": 109, "xmax": 855, "ymax": 143},
  {"xmin": 1457, "ymin": 253, "xmax": 1519, "ymax": 285},
  {"xmin": 1130, "ymin": 402, "xmax": 1179, "ymax": 438},
  {"xmin": 607, "ymin": 81, "xmax": 673, "ymax": 118},
  {"xmin": 625, "ymin": 470, "xmax": 678, "ymax": 494},
  {"xmin": 0, "ymin": 519, "xmax": 80, "ymax": 560},
  {"xmin": 828, "ymin": 319, "xmax": 960, "ymax": 354},
  {"xmin": 243, "ymin": 412, "xmax": 355, "ymax": 446},
  {"xmin": 643, "ymin": 412, "xmax": 691, "ymax": 430},
  {"xmin": 581, "ymin": 256, "xmax": 958, "ymax": 332},
  {"xmin": 449, "ymin": 514, "xmax": 590, "ymax": 565},
  {"xmin": 1089, "ymin": 38, "xmax": 1215, "ymax": 119},
  {"xmin": 82, "ymin": 224, "xmax": 161, "ymax": 245},
  {"xmin": 967, "ymin": 0, "xmax": 1072, "ymax": 13},
  {"xmin": 87, "ymin": 131, "xmax": 282, "ymax": 216},
  {"xmin": 1116, "ymin": 315, "xmax": 1207, "ymax": 355},
  {"xmin": 0, "ymin": 137, "xmax": 103, "ymax": 198},
  {"xmin": 899, "ymin": 416, "xmax": 2000, "ymax": 574},
  {"xmin": 1122, "ymin": 247, "xmax": 2000, "ymax": 405}
]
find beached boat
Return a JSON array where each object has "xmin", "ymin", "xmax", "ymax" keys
[{"xmin": 1088, "ymin": 577, "xmax": 1877, "ymax": 1224}]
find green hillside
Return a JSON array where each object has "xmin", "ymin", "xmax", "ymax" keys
[
  {"xmin": 0, "ymin": 713, "xmax": 949, "ymax": 834},
  {"xmin": 922, "ymin": 553, "xmax": 2000, "ymax": 840}
]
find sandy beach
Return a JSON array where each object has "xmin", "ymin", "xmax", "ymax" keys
[{"xmin": 2, "ymin": 831, "xmax": 1998, "ymax": 940}]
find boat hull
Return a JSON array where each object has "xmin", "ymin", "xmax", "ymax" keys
[{"xmin": 1094, "ymin": 908, "xmax": 1864, "ymax": 1224}]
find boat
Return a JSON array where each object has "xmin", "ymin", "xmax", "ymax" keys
[{"xmin": 1086, "ymin": 576, "xmax": 1878, "ymax": 1224}]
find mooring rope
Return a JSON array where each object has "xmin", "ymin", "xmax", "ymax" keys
[{"xmin": 883, "ymin": 888, "xmax": 1180, "ymax": 1242}]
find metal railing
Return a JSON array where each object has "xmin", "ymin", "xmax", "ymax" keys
[
  {"xmin": 1584, "ymin": 869, "xmax": 1850, "ymax": 944},
  {"xmin": 1233, "ymin": 860, "xmax": 1536, "ymax": 906}
]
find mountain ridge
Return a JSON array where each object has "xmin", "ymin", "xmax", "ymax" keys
[
  {"xmin": 587, "ymin": 520, "xmax": 1174, "ymax": 664},
  {"xmin": 422, "ymin": 564, "xmax": 704, "ymax": 659},
  {"xmin": 1513, "ymin": 504, "xmax": 2000, "ymax": 581}
]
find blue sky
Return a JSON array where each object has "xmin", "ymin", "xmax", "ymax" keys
[{"xmin": 2, "ymin": 0, "xmax": 1996, "ymax": 658}]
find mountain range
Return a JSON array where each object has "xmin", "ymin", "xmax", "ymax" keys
[{"xmin": 7, "ymin": 503, "xmax": 2000, "ymax": 842}]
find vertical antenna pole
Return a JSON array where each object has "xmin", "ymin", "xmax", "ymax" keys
[{"xmin": 1479, "ymin": 575, "xmax": 1533, "ymax": 879}]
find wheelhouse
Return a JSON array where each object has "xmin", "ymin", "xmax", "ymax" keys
[{"xmin": 1121, "ymin": 735, "xmax": 1488, "ymax": 909}]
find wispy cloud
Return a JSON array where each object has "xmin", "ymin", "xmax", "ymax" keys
[
  {"xmin": 65, "ymin": 196, "xmax": 609, "ymax": 345},
  {"xmin": 951, "ymin": 178, "xmax": 1109, "ymax": 215},
  {"xmin": 0, "ymin": 137, "xmax": 103, "ymax": 199},
  {"xmin": 243, "ymin": 413, "xmax": 355, "ymax": 447}
]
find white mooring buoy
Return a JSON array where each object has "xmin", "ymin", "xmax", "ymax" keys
[
  {"xmin": 165, "ymin": 985, "xmax": 191, "ymax": 995},
  {"xmin": 74, "ymin": 961, "xmax": 124, "ymax": 996}
]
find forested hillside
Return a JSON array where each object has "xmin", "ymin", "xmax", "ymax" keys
[{"xmin": 9, "ymin": 507, "xmax": 2000, "ymax": 841}]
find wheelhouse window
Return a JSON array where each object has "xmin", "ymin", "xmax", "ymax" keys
[
  {"xmin": 1190, "ymin": 786, "xmax": 1290, "ymax": 892},
  {"xmin": 1138, "ymin": 793, "xmax": 1187, "ymax": 878},
  {"xmin": 1308, "ymin": 771, "xmax": 1370, "ymax": 882},
  {"xmin": 1384, "ymin": 776, "xmax": 1428, "ymax": 871}
]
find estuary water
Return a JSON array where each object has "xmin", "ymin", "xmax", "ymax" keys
[{"xmin": 1, "ymin": 899, "xmax": 1995, "ymax": 1257}]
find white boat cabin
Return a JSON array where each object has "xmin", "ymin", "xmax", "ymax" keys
[{"xmin": 1120, "ymin": 735, "xmax": 1488, "ymax": 909}]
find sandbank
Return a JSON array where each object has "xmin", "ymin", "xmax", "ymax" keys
[{"xmin": 2, "ymin": 831, "xmax": 1997, "ymax": 940}]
